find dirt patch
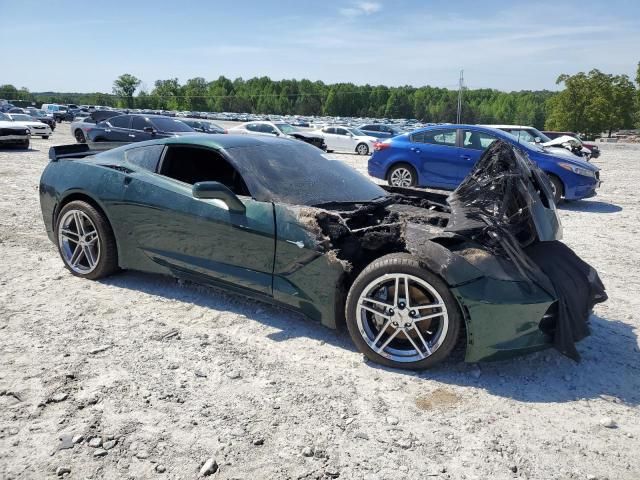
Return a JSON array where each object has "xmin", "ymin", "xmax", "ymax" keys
[{"xmin": 415, "ymin": 388, "xmax": 461, "ymax": 411}]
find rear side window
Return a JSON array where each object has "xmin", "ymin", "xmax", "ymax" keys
[
  {"xmin": 125, "ymin": 144, "xmax": 164, "ymax": 172},
  {"xmin": 411, "ymin": 129, "xmax": 457, "ymax": 146},
  {"xmin": 109, "ymin": 115, "xmax": 130, "ymax": 128},
  {"xmin": 246, "ymin": 123, "xmax": 260, "ymax": 132},
  {"xmin": 363, "ymin": 125, "xmax": 378, "ymax": 131}
]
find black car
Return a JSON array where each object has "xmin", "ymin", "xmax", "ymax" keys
[
  {"xmin": 357, "ymin": 123, "xmax": 402, "ymax": 140},
  {"xmin": 179, "ymin": 118, "xmax": 226, "ymax": 134},
  {"xmin": 87, "ymin": 114, "xmax": 196, "ymax": 143},
  {"xmin": 25, "ymin": 109, "xmax": 56, "ymax": 130}
]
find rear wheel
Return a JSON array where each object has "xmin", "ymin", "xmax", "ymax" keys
[
  {"xmin": 21, "ymin": 140, "xmax": 30, "ymax": 150},
  {"xmin": 55, "ymin": 201, "xmax": 118, "ymax": 280},
  {"xmin": 345, "ymin": 254, "xmax": 461, "ymax": 369},
  {"xmin": 74, "ymin": 129, "xmax": 86, "ymax": 143},
  {"xmin": 356, "ymin": 143, "xmax": 369, "ymax": 155},
  {"xmin": 43, "ymin": 135, "xmax": 50, "ymax": 140},
  {"xmin": 387, "ymin": 163, "xmax": 417, "ymax": 187}
]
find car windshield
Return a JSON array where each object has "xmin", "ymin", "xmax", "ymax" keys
[
  {"xmin": 528, "ymin": 128, "xmax": 552, "ymax": 143},
  {"xmin": 228, "ymin": 142, "xmax": 388, "ymax": 205},
  {"xmin": 150, "ymin": 118, "xmax": 194, "ymax": 132},
  {"xmin": 274, "ymin": 123, "xmax": 298, "ymax": 134},
  {"xmin": 0, "ymin": 113, "xmax": 11, "ymax": 121},
  {"xmin": 11, "ymin": 114, "xmax": 33, "ymax": 121},
  {"xmin": 347, "ymin": 128, "xmax": 366, "ymax": 136}
]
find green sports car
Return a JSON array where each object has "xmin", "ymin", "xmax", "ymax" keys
[{"xmin": 39, "ymin": 135, "xmax": 606, "ymax": 369}]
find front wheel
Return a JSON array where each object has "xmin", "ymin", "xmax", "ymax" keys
[
  {"xmin": 547, "ymin": 174, "xmax": 563, "ymax": 204},
  {"xmin": 55, "ymin": 201, "xmax": 119, "ymax": 280},
  {"xmin": 387, "ymin": 163, "xmax": 417, "ymax": 187},
  {"xmin": 74, "ymin": 129, "xmax": 86, "ymax": 143},
  {"xmin": 43, "ymin": 135, "xmax": 50, "ymax": 139},
  {"xmin": 345, "ymin": 254, "xmax": 461, "ymax": 369},
  {"xmin": 356, "ymin": 143, "xmax": 369, "ymax": 155},
  {"xmin": 21, "ymin": 140, "xmax": 30, "ymax": 150}
]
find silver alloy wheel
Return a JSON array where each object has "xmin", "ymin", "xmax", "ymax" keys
[
  {"xmin": 356, "ymin": 273, "xmax": 448, "ymax": 363},
  {"xmin": 58, "ymin": 210, "xmax": 101, "ymax": 274},
  {"xmin": 389, "ymin": 167, "xmax": 413, "ymax": 187},
  {"xmin": 357, "ymin": 143, "xmax": 369, "ymax": 155}
]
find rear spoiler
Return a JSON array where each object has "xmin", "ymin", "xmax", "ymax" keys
[{"xmin": 48, "ymin": 143, "xmax": 95, "ymax": 162}]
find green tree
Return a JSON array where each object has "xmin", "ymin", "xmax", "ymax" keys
[{"xmin": 113, "ymin": 74, "xmax": 141, "ymax": 108}]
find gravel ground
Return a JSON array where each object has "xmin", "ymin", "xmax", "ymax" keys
[{"xmin": 0, "ymin": 127, "xmax": 639, "ymax": 480}]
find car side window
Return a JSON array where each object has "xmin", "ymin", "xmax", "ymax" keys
[
  {"xmin": 109, "ymin": 115, "xmax": 131, "ymax": 128},
  {"xmin": 336, "ymin": 128, "xmax": 349, "ymax": 136},
  {"xmin": 131, "ymin": 116, "xmax": 151, "ymax": 131},
  {"xmin": 246, "ymin": 123, "xmax": 259, "ymax": 132},
  {"xmin": 364, "ymin": 125, "xmax": 378, "ymax": 131},
  {"xmin": 509, "ymin": 129, "xmax": 535, "ymax": 143},
  {"xmin": 159, "ymin": 145, "xmax": 250, "ymax": 196},
  {"xmin": 261, "ymin": 124, "xmax": 277, "ymax": 134},
  {"xmin": 125, "ymin": 145, "xmax": 165, "ymax": 172},
  {"xmin": 463, "ymin": 130, "xmax": 497, "ymax": 151},
  {"xmin": 325, "ymin": 127, "xmax": 336, "ymax": 134},
  {"xmin": 411, "ymin": 129, "xmax": 457, "ymax": 146}
]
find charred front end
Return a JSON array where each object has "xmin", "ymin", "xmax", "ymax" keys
[{"xmin": 272, "ymin": 141, "xmax": 606, "ymax": 362}]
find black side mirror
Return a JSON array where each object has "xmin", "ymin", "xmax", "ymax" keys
[
  {"xmin": 192, "ymin": 181, "xmax": 246, "ymax": 214},
  {"xmin": 144, "ymin": 126, "xmax": 156, "ymax": 135}
]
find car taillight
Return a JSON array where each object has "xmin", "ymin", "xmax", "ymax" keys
[{"xmin": 374, "ymin": 142, "xmax": 390, "ymax": 151}]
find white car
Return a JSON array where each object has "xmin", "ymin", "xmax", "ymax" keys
[
  {"xmin": 484, "ymin": 125, "xmax": 591, "ymax": 159},
  {"xmin": 0, "ymin": 112, "xmax": 30, "ymax": 149},
  {"xmin": 6, "ymin": 113, "xmax": 52, "ymax": 138},
  {"xmin": 228, "ymin": 121, "xmax": 326, "ymax": 150},
  {"xmin": 312, "ymin": 126, "xmax": 377, "ymax": 155}
]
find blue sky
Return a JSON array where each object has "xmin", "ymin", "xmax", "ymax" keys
[{"xmin": 1, "ymin": 0, "xmax": 638, "ymax": 92}]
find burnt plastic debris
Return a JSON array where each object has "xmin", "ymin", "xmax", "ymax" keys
[{"xmin": 446, "ymin": 140, "xmax": 606, "ymax": 360}]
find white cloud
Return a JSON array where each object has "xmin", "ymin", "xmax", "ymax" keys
[{"xmin": 340, "ymin": 1, "xmax": 382, "ymax": 17}]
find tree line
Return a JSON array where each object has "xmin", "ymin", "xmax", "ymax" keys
[{"xmin": 2, "ymin": 62, "xmax": 638, "ymax": 135}]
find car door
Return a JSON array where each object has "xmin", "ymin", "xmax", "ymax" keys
[
  {"xmin": 321, "ymin": 127, "xmax": 339, "ymax": 150},
  {"xmin": 334, "ymin": 127, "xmax": 354, "ymax": 151},
  {"xmin": 409, "ymin": 129, "xmax": 460, "ymax": 188},
  {"xmin": 105, "ymin": 115, "xmax": 132, "ymax": 142},
  {"xmin": 245, "ymin": 123, "xmax": 269, "ymax": 136},
  {"xmin": 130, "ymin": 116, "xmax": 155, "ymax": 142},
  {"xmin": 119, "ymin": 143, "xmax": 275, "ymax": 296},
  {"xmin": 456, "ymin": 129, "xmax": 499, "ymax": 180}
]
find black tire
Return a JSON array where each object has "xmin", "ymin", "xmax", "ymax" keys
[
  {"xmin": 356, "ymin": 143, "xmax": 369, "ymax": 155},
  {"xmin": 55, "ymin": 200, "xmax": 119, "ymax": 280},
  {"xmin": 21, "ymin": 140, "xmax": 29, "ymax": 150},
  {"xmin": 345, "ymin": 253, "xmax": 462, "ymax": 370},
  {"xmin": 387, "ymin": 163, "xmax": 417, "ymax": 187},
  {"xmin": 547, "ymin": 174, "xmax": 563, "ymax": 204},
  {"xmin": 74, "ymin": 129, "xmax": 86, "ymax": 143},
  {"xmin": 43, "ymin": 136, "xmax": 50, "ymax": 140}
]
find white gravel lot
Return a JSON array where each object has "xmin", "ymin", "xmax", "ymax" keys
[{"xmin": 0, "ymin": 127, "xmax": 639, "ymax": 480}]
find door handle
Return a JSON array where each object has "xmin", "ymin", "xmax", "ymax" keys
[
  {"xmin": 460, "ymin": 155, "xmax": 472, "ymax": 160},
  {"xmin": 129, "ymin": 134, "xmax": 135, "ymax": 138},
  {"xmin": 124, "ymin": 176, "xmax": 132, "ymax": 186}
]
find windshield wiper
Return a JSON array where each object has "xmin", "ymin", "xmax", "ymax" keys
[{"xmin": 312, "ymin": 195, "xmax": 392, "ymax": 209}]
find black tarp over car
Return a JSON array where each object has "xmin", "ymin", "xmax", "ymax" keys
[{"xmin": 445, "ymin": 141, "xmax": 607, "ymax": 360}]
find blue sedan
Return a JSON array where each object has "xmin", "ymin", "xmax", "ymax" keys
[{"xmin": 367, "ymin": 125, "xmax": 601, "ymax": 202}]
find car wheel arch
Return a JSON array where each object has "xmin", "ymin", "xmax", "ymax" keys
[
  {"xmin": 386, "ymin": 161, "xmax": 419, "ymax": 184},
  {"xmin": 54, "ymin": 192, "xmax": 120, "ymax": 262}
]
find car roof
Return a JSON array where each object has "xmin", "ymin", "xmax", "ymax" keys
[
  {"xmin": 115, "ymin": 133, "xmax": 299, "ymax": 152},
  {"xmin": 480, "ymin": 124, "xmax": 534, "ymax": 129}
]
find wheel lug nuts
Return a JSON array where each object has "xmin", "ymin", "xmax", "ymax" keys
[
  {"xmin": 388, "ymin": 309, "xmax": 395, "ymax": 315},
  {"xmin": 392, "ymin": 321, "xmax": 399, "ymax": 327},
  {"xmin": 404, "ymin": 323, "xmax": 411, "ymax": 328},
  {"xmin": 410, "ymin": 310, "xmax": 416, "ymax": 317}
]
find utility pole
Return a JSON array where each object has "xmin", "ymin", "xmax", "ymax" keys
[{"xmin": 456, "ymin": 69, "xmax": 464, "ymax": 124}]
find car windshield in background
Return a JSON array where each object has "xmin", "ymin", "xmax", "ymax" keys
[
  {"xmin": 150, "ymin": 118, "xmax": 193, "ymax": 132},
  {"xmin": 275, "ymin": 123, "xmax": 298, "ymax": 135},
  {"xmin": 229, "ymin": 143, "xmax": 387, "ymax": 205}
]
